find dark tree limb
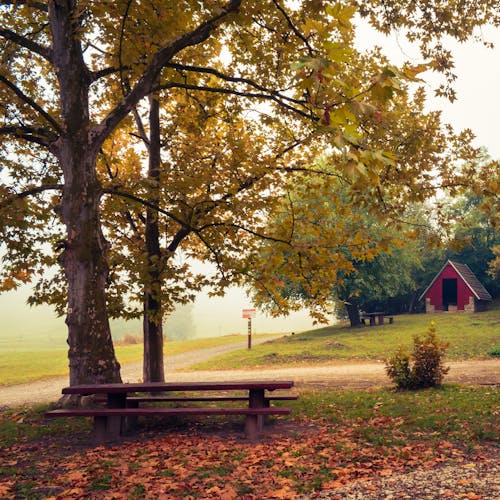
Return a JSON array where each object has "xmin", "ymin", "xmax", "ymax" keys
[
  {"xmin": 157, "ymin": 82, "xmax": 314, "ymax": 120},
  {"xmin": 0, "ymin": 1, "xmax": 48, "ymax": 11},
  {"xmin": 0, "ymin": 125, "xmax": 58, "ymax": 148},
  {"xmin": 0, "ymin": 183, "xmax": 63, "ymax": 209},
  {"xmin": 0, "ymin": 75, "xmax": 61, "ymax": 132},
  {"xmin": 271, "ymin": 0, "xmax": 314, "ymax": 56},
  {"xmin": 165, "ymin": 62, "xmax": 307, "ymax": 107},
  {"xmin": 0, "ymin": 27, "xmax": 52, "ymax": 62}
]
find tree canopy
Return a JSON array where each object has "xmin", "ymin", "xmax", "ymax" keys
[{"xmin": 1, "ymin": 0, "xmax": 499, "ymax": 384}]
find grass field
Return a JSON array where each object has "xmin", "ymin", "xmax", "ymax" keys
[
  {"xmin": 0, "ymin": 334, "xmax": 273, "ymax": 387},
  {"xmin": 1, "ymin": 305, "xmax": 498, "ymax": 386},
  {"xmin": 190, "ymin": 305, "xmax": 500, "ymax": 370},
  {"xmin": 0, "ymin": 385, "xmax": 496, "ymax": 449}
]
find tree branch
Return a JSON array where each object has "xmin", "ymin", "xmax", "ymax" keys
[
  {"xmin": 0, "ymin": 75, "xmax": 61, "ymax": 133},
  {"xmin": 103, "ymin": 188, "xmax": 188, "ymax": 229},
  {"xmin": 0, "ymin": 1, "xmax": 48, "ymax": 11},
  {"xmin": 271, "ymin": 0, "xmax": 314, "ymax": 56},
  {"xmin": 165, "ymin": 62, "xmax": 307, "ymax": 107},
  {"xmin": 90, "ymin": 66, "xmax": 126, "ymax": 82},
  {"xmin": 167, "ymin": 227, "xmax": 191, "ymax": 253},
  {"xmin": 0, "ymin": 183, "xmax": 63, "ymax": 210},
  {"xmin": 92, "ymin": 0, "xmax": 242, "ymax": 149},
  {"xmin": 0, "ymin": 27, "xmax": 52, "ymax": 62},
  {"xmin": 196, "ymin": 221, "xmax": 293, "ymax": 246},
  {"xmin": 157, "ymin": 82, "xmax": 314, "ymax": 120},
  {"xmin": 0, "ymin": 125, "xmax": 58, "ymax": 148}
]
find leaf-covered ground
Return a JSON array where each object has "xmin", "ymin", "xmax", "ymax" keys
[
  {"xmin": 1, "ymin": 420, "xmax": 496, "ymax": 499},
  {"xmin": 1, "ymin": 386, "xmax": 498, "ymax": 499}
]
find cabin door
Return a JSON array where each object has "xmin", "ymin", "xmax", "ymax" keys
[{"xmin": 442, "ymin": 278, "xmax": 457, "ymax": 310}]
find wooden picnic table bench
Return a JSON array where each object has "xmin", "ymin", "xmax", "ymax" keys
[
  {"xmin": 361, "ymin": 312, "xmax": 394, "ymax": 326},
  {"xmin": 45, "ymin": 381, "xmax": 297, "ymax": 443}
]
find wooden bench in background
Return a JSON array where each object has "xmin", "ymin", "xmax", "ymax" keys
[{"xmin": 361, "ymin": 312, "xmax": 394, "ymax": 326}]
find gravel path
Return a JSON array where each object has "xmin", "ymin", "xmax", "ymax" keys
[
  {"xmin": 1, "ymin": 336, "xmax": 498, "ymax": 407},
  {"xmin": 0, "ymin": 336, "xmax": 279, "ymax": 407},
  {"xmin": 300, "ymin": 460, "xmax": 500, "ymax": 499}
]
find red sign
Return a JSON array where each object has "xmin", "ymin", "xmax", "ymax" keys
[{"xmin": 242, "ymin": 308, "xmax": 256, "ymax": 318}]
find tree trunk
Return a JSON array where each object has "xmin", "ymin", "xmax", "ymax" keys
[
  {"xmin": 143, "ymin": 89, "xmax": 165, "ymax": 382},
  {"xmin": 408, "ymin": 291, "xmax": 418, "ymax": 313},
  {"xmin": 50, "ymin": 1, "xmax": 121, "ymax": 385},
  {"xmin": 346, "ymin": 300, "xmax": 362, "ymax": 328}
]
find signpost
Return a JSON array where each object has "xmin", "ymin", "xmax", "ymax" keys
[{"xmin": 242, "ymin": 308, "xmax": 256, "ymax": 349}]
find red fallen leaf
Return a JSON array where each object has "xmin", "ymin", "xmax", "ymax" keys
[
  {"xmin": 58, "ymin": 488, "xmax": 85, "ymax": 496},
  {"xmin": 440, "ymin": 441, "xmax": 454, "ymax": 448},
  {"xmin": 379, "ymin": 469, "xmax": 393, "ymax": 477},
  {"xmin": 220, "ymin": 485, "xmax": 238, "ymax": 500},
  {"xmin": 323, "ymin": 480, "xmax": 344, "ymax": 489},
  {"xmin": 0, "ymin": 482, "xmax": 13, "ymax": 496},
  {"xmin": 1, "ymin": 460, "xmax": 17, "ymax": 466},
  {"xmin": 267, "ymin": 486, "xmax": 295, "ymax": 498},
  {"xmin": 65, "ymin": 470, "xmax": 86, "ymax": 482}
]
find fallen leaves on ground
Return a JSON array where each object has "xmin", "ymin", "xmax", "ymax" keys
[{"xmin": 0, "ymin": 416, "xmax": 494, "ymax": 499}]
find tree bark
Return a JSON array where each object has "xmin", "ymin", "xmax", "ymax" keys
[
  {"xmin": 346, "ymin": 300, "xmax": 362, "ymax": 328},
  {"xmin": 143, "ymin": 89, "xmax": 165, "ymax": 382},
  {"xmin": 50, "ymin": 1, "xmax": 121, "ymax": 384}
]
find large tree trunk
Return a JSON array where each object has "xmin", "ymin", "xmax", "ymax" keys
[
  {"xmin": 408, "ymin": 291, "xmax": 418, "ymax": 313},
  {"xmin": 50, "ymin": 1, "xmax": 121, "ymax": 385},
  {"xmin": 143, "ymin": 90, "xmax": 165, "ymax": 382},
  {"xmin": 346, "ymin": 300, "xmax": 362, "ymax": 328}
]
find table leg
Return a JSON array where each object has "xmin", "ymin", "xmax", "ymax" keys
[
  {"xmin": 107, "ymin": 393, "xmax": 127, "ymax": 439},
  {"xmin": 93, "ymin": 416, "xmax": 108, "ymax": 444},
  {"xmin": 249, "ymin": 389, "xmax": 265, "ymax": 435}
]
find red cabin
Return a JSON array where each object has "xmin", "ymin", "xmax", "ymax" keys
[{"xmin": 419, "ymin": 260, "xmax": 492, "ymax": 313}]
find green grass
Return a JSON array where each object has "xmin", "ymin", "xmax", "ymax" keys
[
  {"xmin": 190, "ymin": 306, "xmax": 500, "ymax": 370},
  {"xmin": 0, "ymin": 386, "xmax": 497, "ymax": 450},
  {"xmin": 291, "ymin": 385, "xmax": 498, "ymax": 445},
  {"xmin": 0, "ymin": 403, "xmax": 91, "ymax": 447},
  {"xmin": 0, "ymin": 334, "xmax": 274, "ymax": 387}
]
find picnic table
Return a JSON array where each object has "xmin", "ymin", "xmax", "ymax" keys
[
  {"xmin": 46, "ymin": 381, "xmax": 296, "ymax": 443},
  {"xmin": 361, "ymin": 312, "xmax": 394, "ymax": 326}
]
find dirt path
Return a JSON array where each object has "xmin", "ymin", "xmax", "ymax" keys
[
  {"xmin": 0, "ymin": 336, "xmax": 279, "ymax": 408},
  {"xmin": 1, "ymin": 339, "xmax": 498, "ymax": 408}
]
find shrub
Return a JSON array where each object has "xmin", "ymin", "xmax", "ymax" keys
[
  {"xmin": 385, "ymin": 321, "xmax": 449, "ymax": 389},
  {"xmin": 122, "ymin": 333, "xmax": 140, "ymax": 345},
  {"xmin": 385, "ymin": 347, "xmax": 413, "ymax": 389},
  {"xmin": 488, "ymin": 346, "xmax": 500, "ymax": 357}
]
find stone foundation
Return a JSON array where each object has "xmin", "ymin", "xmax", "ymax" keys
[
  {"xmin": 425, "ymin": 298, "xmax": 435, "ymax": 313},
  {"xmin": 464, "ymin": 295, "xmax": 475, "ymax": 312}
]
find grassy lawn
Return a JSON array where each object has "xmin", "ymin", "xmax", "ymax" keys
[
  {"xmin": 0, "ymin": 334, "xmax": 274, "ymax": 387},
  {"xmin": 191, "ymin": 306, "xmax": 500, "ymax": 370},
  {"xmin": 292, "ymin": 385, "xmax": 498, "ymax": 446},
  {"xmin": 0, "ymin": 385, "xmax": 497, "ymax": 498},
  {"xmin": 0, "ymin": 385, "xmax": 496, "ymax": 449}
]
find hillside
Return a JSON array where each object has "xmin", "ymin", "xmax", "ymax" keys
[{"xmin": 190, "ymin": 306, "xmax": 500, "ymax": 370}]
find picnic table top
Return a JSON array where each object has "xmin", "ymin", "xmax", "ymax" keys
[{"xmin": 62, "ymin": 380, "xmax": 294, "ymax": 395}]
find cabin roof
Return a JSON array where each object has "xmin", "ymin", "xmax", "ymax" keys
[{"xmin": 419, "ymin": 260, "xmax": 492, "ymax": 302}]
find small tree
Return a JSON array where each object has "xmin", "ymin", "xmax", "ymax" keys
[{"xmin": 386, "ymin": 322, "xmax": 449, "ymax": 389}]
